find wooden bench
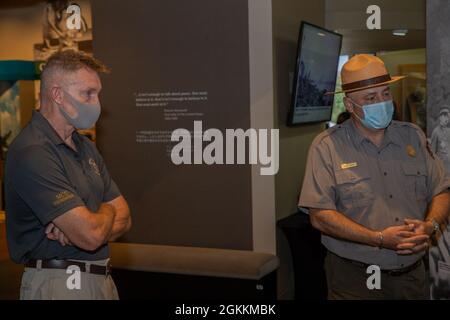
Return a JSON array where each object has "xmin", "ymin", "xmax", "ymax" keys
[{"xmin": 110, "ymin": 243, "xmax": 279, "ymax": 299}]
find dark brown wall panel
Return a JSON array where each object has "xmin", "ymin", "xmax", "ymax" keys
[{"xmin": 92, "ymin": 0, "xmax": 253, "ymax": 249}]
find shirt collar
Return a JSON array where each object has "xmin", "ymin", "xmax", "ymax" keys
[
  {"xmin": 343, "ymin": 118, "xmax": 365, "ymax": 147},
  {"xmin": 383, "ymin": 122, "xmax": 403, "ymax": 147},
  {"xmin": 31, "ymin": 110, "xmax": 79, "ymax": 147}
]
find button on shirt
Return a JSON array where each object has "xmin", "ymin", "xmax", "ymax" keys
[
  {"xmin": 299, "ymin": 119, "xmax": 450, "ymax": 269},
  {"xmin": 5, "ymin": 111, "xmax": 121, "ymax": 264}
]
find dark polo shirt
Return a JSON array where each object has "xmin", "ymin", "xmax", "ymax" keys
[{"xmin": 5, "ymin": 111, "xmax": 121, "ymax": 264}]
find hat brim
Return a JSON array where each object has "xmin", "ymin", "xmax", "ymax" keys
[{"xmin": 325, "ymin": 75, "xmax": 407, "ymax": 95}]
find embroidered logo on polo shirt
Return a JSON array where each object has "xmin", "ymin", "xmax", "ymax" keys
[
  {"xmin": 88, "ymin": 158, "xmax": 101, "ymax": 176},
  {"xmin": 53, "ymin": 190, "xmax": 75, "ymax": 206}
]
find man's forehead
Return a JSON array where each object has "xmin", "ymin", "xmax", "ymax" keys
[
  {"xmin": 65, "ymin": 68, "xmax": 101, "ymax": 89},
  {"xmin": 350, "ymin": 86, "xmax": 390, "ymax": 98}
]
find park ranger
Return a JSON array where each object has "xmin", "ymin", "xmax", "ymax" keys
[
  {"xmin": 299, "ymin": 54, "xmax": 450, "ymax": 299},
  {"xmin": 5, "ymin": 50, "xmax": 131, "ymax": 300}
]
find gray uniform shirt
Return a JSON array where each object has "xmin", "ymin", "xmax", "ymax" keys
[
  {"xmin": 5, "ymin": 111, "xmax": 121, "ymax": 264},
  {"xmin": 299, "ymin": 119, "xmax": 450, "ymax": 269}
]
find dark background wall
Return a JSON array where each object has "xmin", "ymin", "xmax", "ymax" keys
[{"xmin": 92, "ymin": 0, "xmax": 253, "ymax": 249}]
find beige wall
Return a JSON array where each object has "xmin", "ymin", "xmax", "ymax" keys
[
  {"xmin": 272, "ymin": 0, "xmax": 326, "ymax": 221},
  {"xmin": 378, "ymin": 48, "xmax": 426, "ymax": 73},
  {"xmin": 325, "ymin": 0, "xmax": 425, "ymax": 57},
  {"xmin": 325, "ymin": 0, "xmax": 425, "ymax": 30},
  {"xmin": 377, "ymin": 48, "xmax": 426, "ymax": 112}
]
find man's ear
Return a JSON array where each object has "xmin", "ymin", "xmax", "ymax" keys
[
  {"xmin": 50, "ymin": 86, "xmax": 63, "ymax": 105},
  {"xmin": 343, "ymin": 96, "xmax": 354, "ymax": 113}
]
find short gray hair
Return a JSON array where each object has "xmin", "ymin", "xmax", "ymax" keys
[{"xmin": 40, "ymin": 50, "xmax": 110, "ymax": 93}]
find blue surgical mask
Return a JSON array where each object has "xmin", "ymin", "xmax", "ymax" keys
[
  {"xmin": 60, "ymin": 90, "xmax": 101, "ymax": 129},
  {"xmin": 350, "ymin": 99, "xmax": 394, "ymax": 130}
]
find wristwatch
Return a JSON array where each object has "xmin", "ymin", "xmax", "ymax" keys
[{"xmin": 427, "ymin": 218, "xmax": 440, "ymax": 235}]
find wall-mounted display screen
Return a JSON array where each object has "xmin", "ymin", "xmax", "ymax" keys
[{"xmin": 288, "ymin": 22, "xmax": 342, "ymax": 126}]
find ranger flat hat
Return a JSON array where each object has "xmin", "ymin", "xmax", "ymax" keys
[{"xmin": 326, "ymin": 54, "xmax": 406, "ymax": 95}]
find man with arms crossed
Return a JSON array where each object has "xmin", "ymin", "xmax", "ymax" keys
[{"xmin": 5, "ymin": 50, "xmax": 131, "ymax": 299}]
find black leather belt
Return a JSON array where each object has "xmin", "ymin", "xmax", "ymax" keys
[
  {"xmin": 335, "ymin": 254, "xmax": 423, "ymax": 277},
  {"xmin": 25, "ymin": 259, "xmax": 111, "ymax": 276}
]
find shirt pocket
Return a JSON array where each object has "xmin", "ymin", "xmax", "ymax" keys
[
  {"xmin": 335, "ymin": 170, "xmax": 374, "ymax": 208},
  {"xmin": 401, "ymin": 162, "xmax": 428, "ymax": 201}
]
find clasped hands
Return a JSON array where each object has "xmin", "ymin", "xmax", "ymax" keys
[{"xmin": 380, "ymin": 218, "xmax": 434, "ymax": 255}]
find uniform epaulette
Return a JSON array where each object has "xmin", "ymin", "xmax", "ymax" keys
[
  {"xmin": 313, "ymin": 124, "xmax": 343, "ymax": 145},
  {"xmin": 391, "ymin": 120, "xmax": 422, "ymax": 132}
]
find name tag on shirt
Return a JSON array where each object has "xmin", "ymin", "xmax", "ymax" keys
[{"xmin": 341, "ymin": 162, "xmax": 358, "ymax": 169}]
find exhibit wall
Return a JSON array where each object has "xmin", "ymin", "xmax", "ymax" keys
[
  {"xmin": 0, "ymin": 0, "xmax": 92, "ymax": 60},
  {"xmin": 92, "ymin": 0, "xmax": 275, "ymax": 253}
]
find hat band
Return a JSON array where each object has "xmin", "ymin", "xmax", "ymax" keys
[{"xmin": 342, "ymin": 74, "xmax": 392, "ymax": 91}]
